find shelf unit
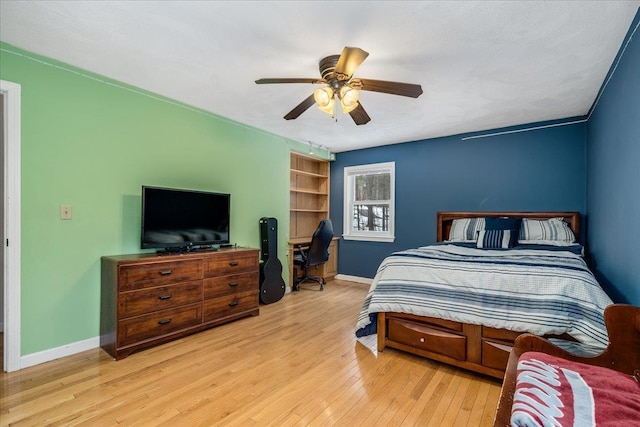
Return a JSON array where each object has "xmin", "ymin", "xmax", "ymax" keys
[
  {"xmin": 289, "ymin": 151, "xmax": 337, "ymax": 283},
  {"xmin": 290, "ymin": 152, "xmax": 330, "ymax": 240}
]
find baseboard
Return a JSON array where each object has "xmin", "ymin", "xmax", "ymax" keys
[
  {"xmin": 19, "ymin": 336, "xmax": 100, "ymax": 370},
  {"xmin": 14, "ymin": 276, "xmax": 367, "ymax": 370},
  {"xmin": 334, "ymin": 274, "xmax": 373, "ymax": 285}
]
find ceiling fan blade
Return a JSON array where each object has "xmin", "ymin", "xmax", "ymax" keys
[
  {"xmin": 349, "ymin": 103, "xmax": 371, "ymax": 126},
  {"xmin": 284, "ymin": 94, "xmax": 316, "ymax": 120},
  {"xmin": 335, "ymin": 47, "xmax": 369, "ymax": 81},
  {"xmin": 255, "ymin": 78, "xmax": 325, "ymax": 84},
  {"xmin": 356, "ymin": 78, "xmax": 423, "ymax": 98}
]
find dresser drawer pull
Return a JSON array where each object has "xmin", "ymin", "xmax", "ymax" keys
[
  {"xmin": 228, "ymin": 301, "xmax": 239, "ymax": 307},
  {"xmin": 229, "ymin": 261, "xmax": 239, "ymax": 267},
  {"xmin": 158, "ymin": 318, "xmax": 172, "ymax": 325},
  {"xmin": 229, "ymin": 282, "xmax": 239, "ymax": 287},
  {"xmin": 158, "ymin": 294, "xmax": 172, "ymax": 300},
  {"xmin": 159, "ymin": 270, "xmax": 173, "ymax": 276}
]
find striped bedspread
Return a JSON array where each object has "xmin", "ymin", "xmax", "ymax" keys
[{"xmin": 355, "ymin": 244, "xmax": 613, "ymax": 349}]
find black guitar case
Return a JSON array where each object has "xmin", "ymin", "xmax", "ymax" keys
[{"xmin": 259, "ymin": 217, "xmax": 286, "ymax": 304}]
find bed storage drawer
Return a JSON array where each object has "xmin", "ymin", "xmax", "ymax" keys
[
  {"xmin": 388, "ymin": 317, "xmax": 466, "ymax": 361},
  {"xmin": 482, "ymin": 326, "xmax": 521, "ymax": 342},
  {"xmin": 482, "ymin": 339, "xmax": 513, "ymax": 371}
]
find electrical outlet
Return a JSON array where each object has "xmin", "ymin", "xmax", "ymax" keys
[{"xmin": 60, "ymin": 205, "xmax": 72, "ymax": 220}]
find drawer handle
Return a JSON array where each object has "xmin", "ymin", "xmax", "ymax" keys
[
  {"xmin": 229, "ymin": 261, "xmax": 239, "ymax": 267},
  {"xmin": 229, "ymin": 282, "xmax": 239, "ymax": 287},
  {"xmin": 158, "ymin": 294, "xmax": 172, "ymax": 300},
  {"xmin": 228, "ymin": 301, "xmax": 239, "ymax": 307},
  {"xmin": 158, "ymin": 318, "xmax": 172, "ymax": 325},
  {"xmin": 159, "ymin": 270, "xmax": 172, "ymax": 276}
]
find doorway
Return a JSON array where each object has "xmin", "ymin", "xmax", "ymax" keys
[
  {"xmin": 1, "ymin": 79, "xmax": 22, "ymax": 372},
  {"xmin": 1, "ymin": 91, "xmax": 4, "ymax": 366}
]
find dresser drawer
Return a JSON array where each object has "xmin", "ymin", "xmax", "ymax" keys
[
  {"xmin": 119, "ymin": 259, "xmax": 203, "ymax": 291},
  {"xmin": 118, "ymin": 304, "xmax": 202, "ymax": 347},
  {"xmin": 204, "ymin": 252, "xmax": 258, "ymax": 277},
  {"xmin": 203, "ymin": 272, "xmax": 258, "ymax": 300},
  {"xmin": 118, "ymin": 280, "xmax": 203, "ymax": 318},
  {"xmin": 388, "ymin": 317, "xmax": 466, "ymax": 361},
  {"xmin": 203, "ymin": 290, "xmax": 258, "ymax": 322}
]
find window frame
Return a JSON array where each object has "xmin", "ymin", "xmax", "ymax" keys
[{"xmin": 342, "ymin": 161, "xmax": 395, "ymax": 242}]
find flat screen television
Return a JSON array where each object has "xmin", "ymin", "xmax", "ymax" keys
[{"xmin": 141, "ymin": 186, "xmax": 230, "ymax": 251}]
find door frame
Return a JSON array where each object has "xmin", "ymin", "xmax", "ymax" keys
[{"xmin": 1, "ymin": 79, "xmax": 22, "ymax": 372}]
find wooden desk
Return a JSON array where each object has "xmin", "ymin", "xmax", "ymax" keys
[{"xmin": 288, "ymin": 237, "xmax": 338, "ymax": 286}]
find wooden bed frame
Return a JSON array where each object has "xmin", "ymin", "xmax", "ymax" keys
[
  {"xmin": 493, "ymin": 304, "xmax": 640, "ymax": 426},
  {"xmin": 377, "ymin": 211, "xmax": 582, "ymax": 379}
]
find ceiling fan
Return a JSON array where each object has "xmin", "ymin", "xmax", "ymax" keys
[{"xmin": 255, "ymin": 46, "xmax": 423, "ymax": 125}]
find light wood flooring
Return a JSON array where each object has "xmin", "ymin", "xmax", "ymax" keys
[{"xmin": 1, "ymin": 279, "xmax": 502, "ymax": 426}]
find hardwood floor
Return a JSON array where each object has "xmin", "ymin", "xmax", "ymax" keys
[{"xmin": 1, "ymin": 280, "xmax": 502, "ymax": 426}]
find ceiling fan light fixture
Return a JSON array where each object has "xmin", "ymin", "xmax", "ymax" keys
[
  {"xmin": 255, "ymin": 46, "xmax": 422, "ymax": 125},
  {"xmin": 339, "ymin": 85, "xmax": 359, "ymax": 105},
  {"xmin": 341, "ymin": 101, "xmax": 359, "ymax": 114},
  {"xmin": 339, "ymin": 85, "xmax": 359, "ymax": 114},
  {"xmin": 313, "ymin": 87, "xmax": 334, "ymax": 107},
  {"xmin": 317, "ymin": 97, "xmax": 335, "ymax": 117}
]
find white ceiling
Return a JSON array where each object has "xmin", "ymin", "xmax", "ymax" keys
[{"xmin": 1, "ymin": 1, "xmax": 639, "ymax": 152}]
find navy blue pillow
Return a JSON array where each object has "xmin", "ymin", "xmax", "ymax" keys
[
  {"xmin": 477, "ymin": 229, "xmax": 518, "ymax": 249},
  {"xmin": 484, "ymin": 217, "xmax": 522, "ymax": 231}
]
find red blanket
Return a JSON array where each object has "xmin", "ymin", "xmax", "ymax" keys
[{"xmin": 511, "ymin": 352, "xmax": 640, "ymax": 426}]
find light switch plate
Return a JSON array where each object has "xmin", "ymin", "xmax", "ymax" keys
[{"xmin": 60, "ymin": 205, "xmax": 72, "ymax": 220}]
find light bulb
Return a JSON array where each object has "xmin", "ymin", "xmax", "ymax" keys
[
  {"xmin": 340, "ymin": 85, "xmax": 359, "ymax": 106},
  {"xmin": 313, "ymin": 87, "xmax": 334, "ymax": 107},
  {"xmin": 317, "ymin": 98, "xmax": 335, "ymax": 116},
  {"xmin": 341, "ymin": 101, "xmax": 359, "ymax": 114}
]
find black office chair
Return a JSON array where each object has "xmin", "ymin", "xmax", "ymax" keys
[{"xmin": 293, "ymin": 219, "xmax": 333, "ymax": 291}]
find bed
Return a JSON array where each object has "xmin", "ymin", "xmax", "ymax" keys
[
  {"xmin": 356, "ymin": 211, "xmax": 614, "ymax": 379},
  {"xmin": 493, "ymin": 303, "xmax": 640, "ymax": 426}
]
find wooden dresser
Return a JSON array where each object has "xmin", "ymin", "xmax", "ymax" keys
[{"xmin": 100, "ymin": 247, "xmax": 259, "ymax": 360}]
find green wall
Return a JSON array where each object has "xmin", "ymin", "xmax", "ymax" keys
[{"xmin": 0, "ymin": 43, "xmax": 326, "ymax": 356}]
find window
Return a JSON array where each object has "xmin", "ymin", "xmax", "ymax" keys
[{"xmin": 343, "ymin": 162, "xmax": 395, "ymax": 242}]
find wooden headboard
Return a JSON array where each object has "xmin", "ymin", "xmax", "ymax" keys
[{"xmin": 436, "ymin": 211, "xmax": 580, "ymax": 242}]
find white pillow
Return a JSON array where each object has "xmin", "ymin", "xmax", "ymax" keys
[
  {"xmin": 519, "ymin": 218, "xmax": 575, "ymax": 243},
  {"xmin": 448, "ymin": 218, "xmax": 485, "ymax": 241}
]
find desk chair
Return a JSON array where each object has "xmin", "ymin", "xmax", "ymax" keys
[{"xmin": 293, "ymin": 219, "xmax": 333, "ymax": 291}]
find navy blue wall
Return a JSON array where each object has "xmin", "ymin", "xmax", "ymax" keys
[
  {"xmin": 331, "ymin": 121, "xmax": 587, "ymax": 278},
  {"xmin": 586, "ymin": 11, "xmax": 640, "ymax": 305}
]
